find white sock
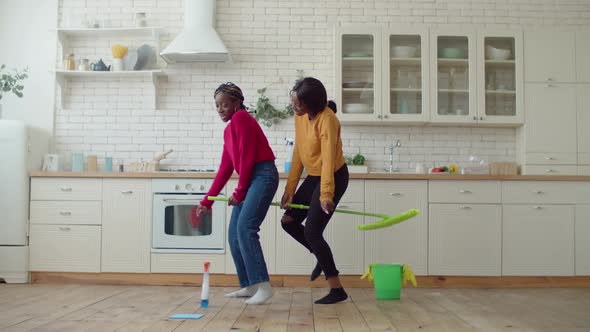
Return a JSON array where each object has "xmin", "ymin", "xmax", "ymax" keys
[
  {"xmin": 225, "ymin": 285, "xmax": 257, "ymax": 298},
  {"xmin": 245, "ymin": 281, "xmax": 272, "ymax": 305}
]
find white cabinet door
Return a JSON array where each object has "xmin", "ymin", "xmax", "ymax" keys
[
  {"xmin": 576, "ymin": 205, "xmax": 590, "ymax": 275},
  {"xmin": 578, "ymin": 85, "xmax": 590, "ymax": 164},
  {"xmin": 477, "ymin": 29, "xmax": 524, "ymax": 125},
  {"xmin": 101, "ymin": 179, "xmax": 151, "ymax": 273},
  {"xmin": 224, "ymin": 180, "xmax": 278, "ymax": 275},
  {"xmin": 324, "ymin": 202, "xmax": 364, "ymax": 275},
  {"xmin": 576, "ymin": 31, "xmax": 590, "ymax": 82},
  {"xmin": 29, "ymin": 225, "xmax": 101, "ymax": 272},
  {"xmin": 524, "ymin": 31, "xmax": 575, "ymax": 82},
  {"xmin": 336, "ymin": 25, "xmax": 382, "ymax": 124},
  {"xmin": 429, "ymin": 204, "xmax": 502, "ymax": 276},
  {"xmin": 524, "ymin": 83, "xmax": 577, "ymax": 153},
  {"xmin": 364, "ymin": 180, "xmax": 428, "ymax": 275},
  {"xmin": 502, "ymin": 205, "xmax": 574, "ymax": 276}
]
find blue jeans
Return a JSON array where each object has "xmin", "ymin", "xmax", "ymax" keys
[{"xmin": 228, "ymin": 161, "xmax": 278, "ymax": 287}]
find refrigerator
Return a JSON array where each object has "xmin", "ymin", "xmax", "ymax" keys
[{"xmin": 0, "ymin": 120, "xmax": 46, "ymax": 283}]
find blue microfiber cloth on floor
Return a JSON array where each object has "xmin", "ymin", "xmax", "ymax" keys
[{"xmin": 169, "ymin": 313, "xmax": 204, "ymax": 320}]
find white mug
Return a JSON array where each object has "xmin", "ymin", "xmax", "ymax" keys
[{"xmin": 415, "ymin": 163, "xmax": 426, "ymax": 174}]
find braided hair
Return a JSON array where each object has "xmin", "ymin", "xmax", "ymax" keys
[{"xmin": 214, "ymin": 82, "xmax": 246, "ymax": 110}]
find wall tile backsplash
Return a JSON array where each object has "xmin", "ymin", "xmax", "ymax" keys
[{"xmin": 54, "ymin": 0, "xmax": 590, "ymax": 173}]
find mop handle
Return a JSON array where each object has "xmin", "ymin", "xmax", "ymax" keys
[{"xmin": 206, "ymin": 196, "xmax": 390, "ymax": 219}]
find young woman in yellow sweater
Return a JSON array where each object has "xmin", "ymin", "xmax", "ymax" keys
[{"xmin": 281, "ymin": 77, "xmax": 349, "ymax": 304}]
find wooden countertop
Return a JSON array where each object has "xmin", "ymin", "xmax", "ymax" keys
[{"xmin": 29, "ymin": 171, "xmax": 590, "ymax": 181}]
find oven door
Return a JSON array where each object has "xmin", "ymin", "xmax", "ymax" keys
[{"xmin": 152, "ymin": 194, "xmax": 225, "ymax": 251}]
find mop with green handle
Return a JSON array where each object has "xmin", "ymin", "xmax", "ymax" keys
[{"xmin": 206, "ymin": 196, "xmax": 419, "ymax": 230}]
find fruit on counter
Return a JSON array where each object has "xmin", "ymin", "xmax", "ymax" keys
[
  {"xmin": 449, "ymin": 164, "xmax": 458, "ymax": 173},
  {"xmin": 431, "ymin": 167, "xmax": 443, "ymax": 173},
  {"xmin": 430, "ymin": 163, "xmax": 458, "ymax": 173}
]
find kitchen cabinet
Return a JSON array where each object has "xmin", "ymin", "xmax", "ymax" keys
[
  {"xmin": 578, "ymin": 85, "xmax": 590, "ymax": 165},
  {"xmin": 523, "ymin": 83, "xmax": 577, "ymax": 174},
  {"xmin": 576, "ymin": 31, "xmax": 590, "ymax": 82},
  {"xmin": 381, "ymin": 27, "xmax": 430, "ymax": 123},
  {"xmin": 335, "ymin": 26, "xmax": 382, "ymax": 123},
  {"xmin": 429, "ymin": 28, "xmax": 477, "ymax": 124},
  {"xmin": 502, "ymin": 204, "xmax": 574, "ymax": 276},
  {"xmin": 524, "ymin": 30, "xmax": 575, "ymax": 83},
  {"xmin": 477, "ymin": 30, "xmax": 524, "ymax": 125},
  {"xmin": 101, "ymin": 179, "xmax": 151, "ymax": 273},
  {"xmin": 576, "ymin": 205, "xmax": 590, "ymax": 275},
  {"xmin": 54, "ymin": 27, "xmax": 163, "ymax": 109},
  {"xmin": 29, "ymin": 178, "xmax": 102, "ymax": 273},
  {"xmin": 429, "ymin": 204, "xmax": 501, "ymax": 276},
  {"xmin": 364, "ymin": 180, "xmax": 428, "ymax": 275}
]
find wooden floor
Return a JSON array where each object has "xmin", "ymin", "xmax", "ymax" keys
[{"xmin": 1, "ymin": 285, "xmax": 590, "ymax": 331}]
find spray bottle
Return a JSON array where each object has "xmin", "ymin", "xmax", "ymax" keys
[
  {"xmin": 201, "ymin": 261, "xmax": 210, "ymax": 307},
  {"xmin": 284, "ymin": 138, "xmax": 294, "ymax": 173}
]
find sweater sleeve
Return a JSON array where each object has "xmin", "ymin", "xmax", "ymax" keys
[
  {"xmin": 201, "ymin": 146, "xmax": 234, "ymax": 209},
  {"xmin": 319, "ymin": 115, "xmax": 340, "ymax": 202},
  {"xmin": 284, "ymin": 140, "xmax": 304, "ymax": 195},
  {"xmin": 232, "ymin": 113, "xmax": 258, "ymax": 203}
]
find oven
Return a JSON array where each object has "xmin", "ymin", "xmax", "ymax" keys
[{"xmin": 152, "ymin": 178, "xmax": 225, "ymax": 253}]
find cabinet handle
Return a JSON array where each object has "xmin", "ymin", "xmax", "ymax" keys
[
  {"xmin": 545, "ymin": 77, "xmax": 553, "ymax": 81},
  {"xmin": 59, "ymin": 227, "xmax": 71, "ymax": 231},
  {"xmin": 377, "ymin": 115, "xmax": 383, "ymax": 119},
  {"xmin": 59, "ymin": 211, "xmax": 72, "ymax": 216},
  {"xmin": 383, "ymin": 115, "xmax": 389, "ymax": 119},
  {"xmin": 459, "ymin": 189, "xmax": 472, "ymax": 194},
  {"xmin": 479, "ymin": 116, "xmax": 483, "ymax": 120},
  {"xmin": 121, "ymin": 190, "xmax": 134, "ymax": 194},
  {"xmin": 473, "ymin": 116, "xmax": 477, "ymax": 120},
  {"xmin": 60, "ymin": 187, "xmax": 72, "ymax": 192},
  {"xmin": 544, "ymin": 169, "xmax": 557, "ymax": 173},
  {"xmin": 544, "ymin": 84, "xmax": 554, "ymax": 88},
  {"xmin": 389, "ymin": 192, "xmax": 402, "ymax": 196},
  {"xmin": 533, "ymin": 206, "xmax": 543, "ymax": 210},
  {"xmin": 460, "ymin": 205, "xmax": 472, "ymax": 210},
  {"xmin": 533, "ymin": 190, "xmax": 544, "ymax": 194},
  {"xmin": 338, "ymin": 205, "xmax": 350, "ymax": 209},
  {"xmin": 544, "ymin": 157, "xmax": 555, "ymax": 160}
]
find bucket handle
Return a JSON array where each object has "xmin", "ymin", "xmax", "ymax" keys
[{"xmin": 361, "ymin": 264, "xmax": 417, "ymax": 287}]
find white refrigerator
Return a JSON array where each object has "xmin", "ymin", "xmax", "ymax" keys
[{"xmin": 0, "ymin": 120, "xmax": 46, "ymax": 283}]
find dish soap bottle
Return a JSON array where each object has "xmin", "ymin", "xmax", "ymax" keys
[{"xmin": 284, "ymin": 138, "xmax": 294, "ymax": 173}]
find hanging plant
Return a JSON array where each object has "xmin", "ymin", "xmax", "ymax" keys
[
  {"xmin": 251, "ymin": 69, "xmax": 303, "ymax": 127},
  {"xmin": 0, "ymin": 65, "xmax": 29, "ymax": 101}
]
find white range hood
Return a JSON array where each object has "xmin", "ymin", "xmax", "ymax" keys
[{"xmin": 160, "ymin": 0, "xmax": 230, "ymax": 63}]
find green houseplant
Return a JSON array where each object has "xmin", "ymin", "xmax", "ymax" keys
[
  {"xmin": 0, "ymin": 64, "xmax": 29, "ymax": 118},
  {"xmin": 346, "ymin": 153, "xmax": 368, "ymax": 173},
  {"xmin": 251, "ymin": 69, "xmax": 303, "ymax": 127}
]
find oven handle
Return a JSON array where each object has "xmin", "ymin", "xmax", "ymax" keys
[{"xmin": 162, "ymin": 198, "xmax": 202, "ymax": 202}]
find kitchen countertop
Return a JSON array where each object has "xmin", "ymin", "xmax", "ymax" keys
[{"xmin": 29, "ymin": 171, "xmax": 590, "ymax": 181}]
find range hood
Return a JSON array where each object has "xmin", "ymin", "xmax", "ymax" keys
[{"xmin": 160, "ymin": 0, "xmax": 230, "ymax": 63}]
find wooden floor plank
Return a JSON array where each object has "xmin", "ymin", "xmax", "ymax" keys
[
  {"xmin": 259, "ymin": 287, "xmax": 292, "ymax": 332},
  {"xmin": 287, "ymin": 288, "xmax": 314, "ymax": 332},
  {"xmin": 162, "ymin": 287, "xmax": 232, "ymax": 332},
  {"xmin": 312, "ymin": 288, "xmax": 343, "ymax": 332},
  {"xmin": 346, "ymin": 288, "xmax": 397, "ymax": 331}
]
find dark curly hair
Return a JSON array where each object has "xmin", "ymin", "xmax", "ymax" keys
[
  {"xmin": 214, "ymin": 82, "xmax": 246, "ymax": 109},
  {"xmin": 291, "ymin": 77, "xmax": 337, "ymax": 116}
]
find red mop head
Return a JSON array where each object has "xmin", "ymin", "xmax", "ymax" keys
[
  {"xmin": 189, "ymin": 206, "xmax": 202, "ymax": 227},
  {"xmin": 204, "ymin": 261, "xmax": 210, "ymax": 272}
]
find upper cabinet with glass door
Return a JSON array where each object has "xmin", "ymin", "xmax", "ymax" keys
[
  {"xmin": 477, "ymin": 30, "xmax": 523, "ymax": 125},
  {"xmin": 430, "ymin": 29, "xmax": 477, "ymax": 124},
  {"xmin": 335, "ymin": 26, "xmax": 381, "ymax": 123},
  {"xmin": 383, "ymin": 28, "xmax": 429, "ymax": 123}
]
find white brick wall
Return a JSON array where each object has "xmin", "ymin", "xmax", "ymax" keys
[{"xmin": 54, "ymin": 0, "xmax": 590, "ymax": 172}]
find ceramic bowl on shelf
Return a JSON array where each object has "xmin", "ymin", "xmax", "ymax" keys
[
  {"xmin": 344, "ymin": 52, "xmax": 372, "ymax": 57},
  {"xmin": 343, "ymin": 103, "xmax": 371, "ymax": 114},
  {"xmin": 391, "ymin": 46, "xmax": 417, "ymax": 58},
  {"xmin": 342, "ymin": 81, "xmax": 373, "ymax": 88},
  {"xmin": 486, "ymin": 45, "xmax": 511, "ymax": 60},
  {"xmin": 438, "ymin": 47, "xmax": 465, "ymax": 59}
]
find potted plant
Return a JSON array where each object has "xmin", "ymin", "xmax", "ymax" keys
[
  {"xmin": 0, "ymin": 64, "xmax": 29, "ymax": 118},
  {"xmin": 251, "ymin": 69, "xmax": 303, "ymax": 127},
  {"xmin": 346, "ymin": 153, "xmax": 368, "ymax": 173}
]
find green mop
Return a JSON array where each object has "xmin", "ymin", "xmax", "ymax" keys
[{"xmin": 206, "ymin": 196, "xmax": 419, "ymax": 230}]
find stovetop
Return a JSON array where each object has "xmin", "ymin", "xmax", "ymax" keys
[{"xmin": 158, "ymin": 168, "xmax": 216, "ymax": 173}]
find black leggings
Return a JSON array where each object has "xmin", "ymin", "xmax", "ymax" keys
[{"xmin": 281, "ymin": 164, "xmax": 349, "ymax": 278}]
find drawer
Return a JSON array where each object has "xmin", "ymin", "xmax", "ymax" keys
[
  {"xmin": 502, "ymin": 181, "xmax": 581, "ymax": 204},
  {"xmin": 29, "ymin": 224, "xmax": 101, "ymax": 272},
  {"xmin": 31, "ymin": 178, "xmax": 102, "ymax": 201},
  {"xmin": 522, "ymin": 165, "xmax": 578, "ymax": 175},
  {"xmin": 525, "ymin": 153, "xmax": 577, "ymax": 165},
  {"xmin": 340, "ymin": 180, "xmax": 364, "ymax": 203},
  {"xmin": 151, "ymin": 253, "xmax": 225, "ymax": 273},
  {"xmin": 579, "ymin": 166, "xmax": 590, "ymax": 176},
  {"xmin": 579, "ymin": 153, "xmax": 590, "ymax": 165},
  {"xmin": 429, "ymin": 181, "xmax": 501, "ymax": 204},
  {"xmin": 30, "ymin": 201, "xmax": 102, "ymax": 225}
]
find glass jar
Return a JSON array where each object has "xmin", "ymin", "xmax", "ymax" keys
[
  {"xmin": 65, "ymin": 54, "xmax": 76, "ymax": 70},
  {"xmin": 135, "ymin": 12, "xmax": 147, "ymax": 27}
]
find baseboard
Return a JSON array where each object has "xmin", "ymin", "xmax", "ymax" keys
[{"xmin": 30, "ymin": 272, "xmax": 590, "ymax": 288}]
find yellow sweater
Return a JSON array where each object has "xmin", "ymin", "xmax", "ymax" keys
[{"xmin": 285, "ymin": 106, "xmax": 346, "ymax": 202}]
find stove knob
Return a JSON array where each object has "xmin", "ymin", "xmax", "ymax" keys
[
  {"xmin": 200, "ymin": 185, "xmax": 205, "ymax": 191},
  {"xmin": 175, "ymin": 185, "xmax": 181, "ymax": 191},
  {"xmin": 185, "ymin": 184, "xmax": 193, "ymax": 191}
]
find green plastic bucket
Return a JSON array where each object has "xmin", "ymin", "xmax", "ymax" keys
[{"xmin": 372, "ymin": 264, "xmax": 403, "ymax": 300}]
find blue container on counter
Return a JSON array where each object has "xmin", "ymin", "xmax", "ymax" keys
[
  {"xmin": 72, "ymin": 153, "xmax": 84, "ymax": 172},
  {"xmin": 104, "ymin": 157, "xmax": 113, "ymax": 172}
]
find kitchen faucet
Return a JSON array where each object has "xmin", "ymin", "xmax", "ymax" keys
[{"xmin": 385, "ymin": 140, "xmax": 402, "ymax": 173}]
